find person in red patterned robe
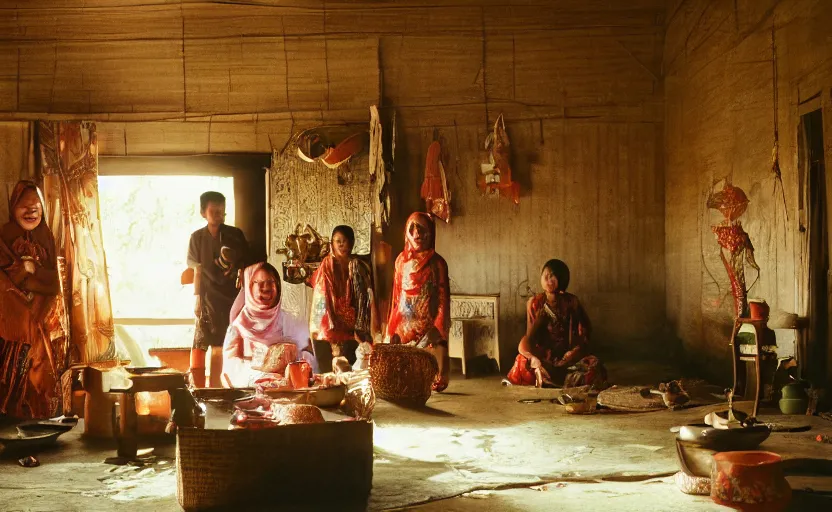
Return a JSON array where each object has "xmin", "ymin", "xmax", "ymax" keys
[
  {"xmin": 308, "ymin": 225, "xmax": 373, "ymax": 373},
  {"xmin": 507, "ymin": 259, "xmax": 606, "ymax": 389},
  {"xmin": 385, "ymin": 212, "xmax": 451, "ymax": 391}
]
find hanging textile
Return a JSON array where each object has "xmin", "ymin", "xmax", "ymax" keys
[
  {"xmin": 480, "ymin": 114, "xmax": 520, "ymax": 205},
  {"xmin": 38, "ymin": 121, "xmax": 116, "ymax": 363},
  {"xmin": 421, "ymin": 141, "xmax": 451, "ymax": 223}
]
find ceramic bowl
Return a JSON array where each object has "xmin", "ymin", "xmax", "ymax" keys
[
  {"xmin": 676, "ymin": 439, "xmax": 716, "ymax": 478},
  {"xmin": 16, "ymin": 416, "xmax": 78, "ymax": 436},
  {"xmin": 0, "ymin": 427, "xmax": 64, "ymax": 455},
  {"xmin": 678, "ymin": 424, "xmax": 771, "ymax": 451},
  {"xmin": 778, "ymin": 398, "xmax": 808, "ymax": 415}
]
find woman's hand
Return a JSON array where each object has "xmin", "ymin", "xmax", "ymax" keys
[
  {"xmin": 5, "ymin": 261, "xmax": 29, "ymax": 285},
  {"xmin": 193, "ymin": 296, "xmax": 202, "ymax": 318},
  {"xmin": 529, "ymin": 356, "xmax": 552, "ymax": 387},
  {"xmin": 23, "ymin": 260, "xmax": 36, "ymax": 274}
]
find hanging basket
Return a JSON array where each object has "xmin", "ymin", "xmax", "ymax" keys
[{"xmin": 369, "ymin": 344, "xmax": 438, "ymax": 406}]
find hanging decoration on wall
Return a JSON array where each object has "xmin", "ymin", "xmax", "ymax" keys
[
  {"xmin": 295, "ymin": 127, "xmax": 369, "ymax": 184},
  {"xmin": 707, "ymin": 179, "xmax": 760, "ymax": 318},
  {"xmin": 369, "ymin": 105, "xmax": 391, "ymax": 231},
  {"xmin": 276, "ymin": 224, "xmax": 330, "ymax": 284},
  {"xmin": 421, "ymin": 140, "xmax": 451, "ymax": 223},
  {"xmin": 480, "ymin": 114, "xmax": 520, "ymax": 204}
]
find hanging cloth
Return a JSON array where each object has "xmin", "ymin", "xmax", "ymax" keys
[{"xmin": 421, "ymin": 141, "xmax": 450, "ymax": 223}]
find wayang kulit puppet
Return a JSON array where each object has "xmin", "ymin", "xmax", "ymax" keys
[{"xmin": 707, "ymin": 180, "xmax": 760, "ymax": 318}]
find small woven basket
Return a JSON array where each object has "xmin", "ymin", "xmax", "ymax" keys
[{"xmin": 369, "ymin": 344, "xmax": 438, "ymax": 406}]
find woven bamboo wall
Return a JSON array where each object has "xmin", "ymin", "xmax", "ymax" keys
[
  {"xmin": 0, "ymin": 0, "xmax": 666, "ymax": 368},
  {"xmin": 665, "ymin": 0, "xmax": 832, "ymax": 379}
]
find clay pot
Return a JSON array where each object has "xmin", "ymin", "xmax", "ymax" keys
[
  {"xmin": 710, "ymin": 451, "xmax": 791, "ymax": 511},
  {"xmin": 780, "ymin": 382, "xmax": 808, "ymax": 400},
  {"xmin": 748, "ymin": 300, "xmax": 769, "ymax": 321}
]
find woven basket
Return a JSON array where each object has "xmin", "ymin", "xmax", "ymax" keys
[
  {"xmin": 176, "ymin": 421, "xmax": 373, "ymax": 511},
  {"xmin": 369, "ymin": 344, "xmax": 438, "ymax": 406}
]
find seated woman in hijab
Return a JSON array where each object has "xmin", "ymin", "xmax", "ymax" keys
[
  {"xmin": 308, "ymin": 225, "xmax": 374, "ymax": 373},
  {"xmin": 386, "ymin": 212, "xmax": 451, "ymax": 392},
  {"xmin": 0, "ymin": 180, "xmax": 62, "ymax": 418},
  {"xmin": 506, "ymin": 259, "xmax": 607, "ymax": 389},
  {"xmin": 222, "ymin": 262, "xmax": 314, "ymax": 388}
]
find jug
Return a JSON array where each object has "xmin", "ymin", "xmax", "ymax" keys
[{"xmin": 287, "ymin": 360, "xmax": 312, "ymax": 389}]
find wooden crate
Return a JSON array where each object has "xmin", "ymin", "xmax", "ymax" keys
[{"xmin": 176, "ymin": 420, "xmax": 373, "ymax": 511}]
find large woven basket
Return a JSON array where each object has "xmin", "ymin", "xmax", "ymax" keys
[
  {"xmin": 176, "ymin": 421, "xmax": 373, "ymax": 511},
  {"xmin": 369, "ymin": 344, "xmax": 438, "ymax": 406}
]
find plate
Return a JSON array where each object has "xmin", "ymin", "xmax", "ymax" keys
[
  {"xmin": 0, "ymin": 427, "xmax": 64, "ymax": 454},
  {"xmin": 265, "ymin": 385, "xmax": 346, "ymax": 408},
  {"xmin": 16, "ymin": 416, "xmax": 78, "ymax": 435}
]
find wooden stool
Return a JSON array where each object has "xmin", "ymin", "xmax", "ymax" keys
[{"xmin": 729, "ymin": 318, "xmax": 778, "ymax": 418}]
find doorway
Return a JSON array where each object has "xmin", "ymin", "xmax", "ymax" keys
[
  {"xmin": 97, "ymin": 154, "xmax": 269, "ymax": 363},
  {"xmin": 801, "ymin": 108, "xmax": 828, "ymax": 387}
]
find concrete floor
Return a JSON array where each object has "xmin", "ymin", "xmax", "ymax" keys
[{"xmin": 2, "ymin": 360, "xmax": 832, "ymax": 511}]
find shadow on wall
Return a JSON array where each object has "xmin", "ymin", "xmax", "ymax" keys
[{"xmin": 682, "ymin": 314, "xmax": 735, "ymax": 386}]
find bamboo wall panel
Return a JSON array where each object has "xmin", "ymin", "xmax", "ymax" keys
[
  {"xmin": 17, "ymin": 41, "xmax": 185, "ymax": 113},
  {"xmin": 390, "ymin": 119, "xmax": 664, "ymax": 366},
  {"xmin": 0, "ymin": 0, "xmax": 666, "ymax": 368},
  {"xmin": 665, "ymin": 0, "xmax": 832, "ymax": 378}
]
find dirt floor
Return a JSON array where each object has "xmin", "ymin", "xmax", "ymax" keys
[{"xmin": 1, "ymin": 360, "xmax": 831, "ymax": 511}]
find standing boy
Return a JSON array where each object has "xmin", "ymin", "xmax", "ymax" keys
[{"xmin": 187, "ymin": 191, "xmax": 249, "ymax": 388}]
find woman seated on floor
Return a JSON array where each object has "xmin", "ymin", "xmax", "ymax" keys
[
  {"xmin": 307, "ymin": 225, "xmax": 374, "ymax": 373},
  {"xmin": 506, "ymin": 259, "xmax": 607, "ymax": 389},
  {"xmin": 222, "ymin": 262, "xmax": 314, "ymax": 388},
  {"xmin": 385, "ymin": 212, "xmax": 451, "ymax": 391}
]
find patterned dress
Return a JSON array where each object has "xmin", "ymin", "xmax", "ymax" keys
[
  {"xmin": 0, "ymin": 181, "xmax": 64, "ymax": 419},
  {"xmin": 386, "ymin": 212, "xmax": 450, "ymax": 346},
  {"xmin": 507, "ymin": 292, "xmax": 606, "ymax": 388}
]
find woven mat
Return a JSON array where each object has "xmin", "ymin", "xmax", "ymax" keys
[
  {"xmin": 597, "ymin": 379, "xmax": 724, "ymax": 413},
  {"xmin": 597, "ymin": 386, "xmax": 666, "ymax": 412}
]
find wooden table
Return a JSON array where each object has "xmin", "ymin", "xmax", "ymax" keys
[{"xmin": 109, "ymin": 370, "xmax": 186, "ymax": 459}]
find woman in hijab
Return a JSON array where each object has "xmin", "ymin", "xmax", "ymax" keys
[
  {"xmin": 222, "ymin": 262, "xmax": 313, "ymax": 388},
  {"xmin": 386, "ymin": 212, "xmax": 451, "ymax": 391},
  {"xmin": 506, "ymin": 259, "xmax": 606, "ymax": 388},
  {"xmin": 0, "ymin": 180, "xmax": 62, "ymax": 418},
  {"xmin": 308, "ymin": 225, "xmax": 374, "ymax": 373}
]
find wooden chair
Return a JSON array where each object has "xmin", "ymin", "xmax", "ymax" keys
[{"xmin": 729, "ymin": 318, "xmax": 778, "ymax": 418}]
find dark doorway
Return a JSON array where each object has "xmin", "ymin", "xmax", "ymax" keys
[{"xmin": 801, "ymin": 109, "xmax": 828, "ymax": 387}]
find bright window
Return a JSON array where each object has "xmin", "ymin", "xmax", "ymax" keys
[{"xmin": 99, "ymin": 175, "xmax": 235, "ymax": 352}]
